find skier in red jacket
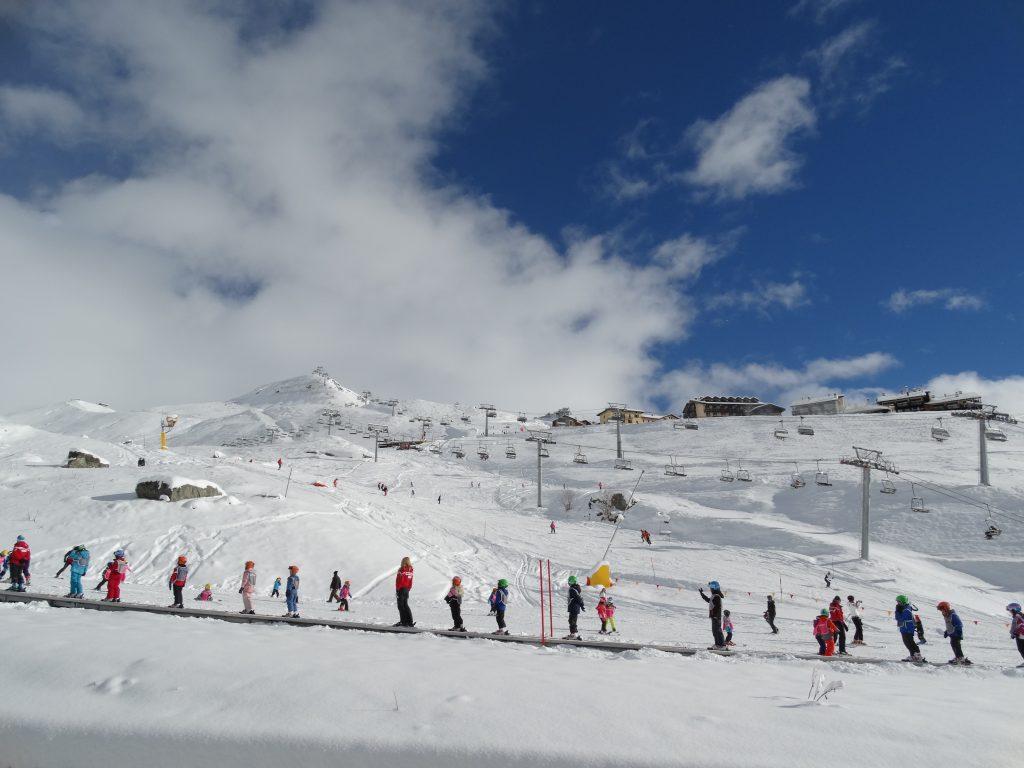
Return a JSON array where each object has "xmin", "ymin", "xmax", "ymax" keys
[
  {"xmin": 104, "ymin": 550, "xmax": 129, "ymax": 602},
  {"xmin": 7, "ymin": 536, "xmax": 30, "ymax": 592},
  {"xmin": 813, "ymin": 610, "xmax": 837, "ymax": 656},
  {"xmin": 829, "ymin": 596, "xmax": 849, "ymax": 656},
  {"xmin": 167, "ymin": 555, "xmax": 188, "ymax": 609},
  {"xmin": 394, "ymin": 557, "xmax": 414, "ymax": 627}
]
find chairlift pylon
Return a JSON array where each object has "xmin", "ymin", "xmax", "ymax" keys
[
  {"xmin": 910, "ymin": 482, "xmax": 929, "ymax": 513},
  {"xmin": 797, "ymin": 416, "xmax": 815, "ymax": 436},
  {"xmin": 814, "ymin": 459, "xmax": 832, "ymax": 487},
  {"xmin": 790, "ymin": 462, "xmax": 806, "ymax": 488}
]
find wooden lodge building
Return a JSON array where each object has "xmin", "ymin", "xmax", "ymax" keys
[{"xmin": 681, "ymin": 396, "xmax": 785, "ymax": 419}]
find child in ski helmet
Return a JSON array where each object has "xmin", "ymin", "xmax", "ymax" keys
[
  {"xmin": 699, "ymin": 581, "xmax": 726, "ymax": 649},
  {"xmin": 239, "ymin": 561, "xmax": 256, "ymax": 614},
  {"xmin": 723, "ymin": 610, "xmax": 735, "ymax": 646},
  {"xmin": 813, "ymin": 609, "xmax": 836, "ymax": 656},
  {"xmin": 444, "ymin": 576, "xmax": 465, "ymax": 631},
  {"xmin": 338, "ymin": 580, "xmax": 351, "ymax": 612},
  {"xmin": 0, "ymin": 549, "xmax": 9, "ymax": 579},
  {"xmin": 937, "ymin": 602, "xmax": 969, "ymax": 665},
  {"xmin": 104, "ymin": 549, "xmax": 129, "ymax": 602},
  {"xmin": 597, "ymin": 595, "xmax": 609, "ymax": 634},
  {"xmin": 606, "ymin": 597, "xmax": 617, "ymax": 633},
  {"xmin": 67, "ymin": 545, "xmax": 90, "ymax": 599},
  {"xmin": 284, "ymin": 565, "xmax": 300, "ymax": 618},
  {"xmin": 847, "ymin": 595, "xmax": 865, "ymax": 645},
  {"xmin": 196, "ymin": 583, "xmax": 213, "ymax": 601},
  {"xmin": 1007, "ymin": 603, "xmax": 1024, "ymax": 665},
  {"xmin": 492, "ymin": 579, "xmax": 510, "ymax": 635},
  {"xmin": 895, "ymin": 595, "xmax": 923, "ymax": 662},
  {"xmin": 168, "ymin": 555, "xmax": 188, "ymax": 609},
  {"xmin": 565, "ymin": 575, "xmax": 584, "ymax": 640},
  {"xmin": 271, "ymin": 576, "xmax": 282, "ymax": 597}
]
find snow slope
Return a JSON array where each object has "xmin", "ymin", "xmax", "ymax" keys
[{"xmin": 2, "ymin": 373, "xmax": 1022, "ymax": 765}]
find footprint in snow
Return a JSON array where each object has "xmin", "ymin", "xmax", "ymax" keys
[{"xmin": 88, "ymin": 676, "xmax": 137, "ymax": 695}]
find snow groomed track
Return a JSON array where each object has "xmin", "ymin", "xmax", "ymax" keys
[{"xmin": 1, "ymin": 590, "xmax": 950, "ymax": 667}]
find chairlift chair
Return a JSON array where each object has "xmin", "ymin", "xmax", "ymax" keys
[
  {"xmin": 573, "ymin": 447, "xmax": 588, "ymax": 464},
  {"xmin": 736, "ymin": 463, "xmax": 752, "ymax": 482},
  {"xmin": 486, "ymin": 409, "xmax": 497, "ymax": 418},
  {"xmin": 539, "ymin": 446, "xmax": 550, "ymax": 458},
  {"xmin": 460, "ymin": 415, "xmax": 471, "ymax": 423},
  {"xmin": 505, "ymin": 444, "xmax": 516, "ymax": 459},
  {"xmin": 790, "ymin": 463, "xmax": 806, "ymax": 488},
  {"xmin": 614, "ymin": 457, "xmax": 633, "ymax": 471},
  {"xmin": 429, "ymin": 443, "xmax": 442, "ymax": 454},
  {"xmin": 797, "ymin": 416, "xmax": 815, "ymax": 436},
  {"xmin": 665, "ymin": 456, "xmax": 686, "ymax": 476},
  {"xmin": 910, "ymin": 483, "xmax": 929, "ymax": 513},
  {"xmin": 684, "ymin": 419, "xmax": 699, "ymax": 430},
  {"xmin": 720, "ymin": 460, "xmax": 735, "ymax": 482},
  {"xmin": 673, "ymin": 421, "xmax": 687, "ymax": 430},
  {"xmin": 985, "ymin": 425, "xmax": 1007, "ymax": 442},
  {"xmin": 477, "ymin": 445, "xmax": 490, "ymax": 460},
  {"xmin": 984, "ymin": 505, "xmax": 1002, "ymax": 539},
  {"xmin": 774, "ymin": 419, "xmax": 789, "ymax": 440},
  {"xmin": 880, "ymin": 477, "xmax": 897, "ymax": 494},
  {"xmin": 452, "ymin": 444, "xmax": 465, "ymax": 458},
  {"xmin": 517, "ymin": 412, "xmax": 528, "ymax": 423},
  {"xmin": 440, "ymin": 418, "xmax": 451, "ymax": 426},
  {"xmin": 814, "ymin": 460, "xmax": 832, "ymax": 487},
  {"xmin": 931, "ymin": 417, "xmax": 950, "ymax": 442}
]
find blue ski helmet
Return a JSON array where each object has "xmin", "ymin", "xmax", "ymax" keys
[
  {"xmin": 708, "ymin": 580, "xmax": 720, "ymax": 591},
  {"xmin": 1008, "ymin": 602, "xmax": 1022, "ymax": 614},
  {"xmin": 114, "ymin": 548, "xmax": 125, "ymax": 557},
  {"xmin": 16, "ymin": 535, "xmax": 24, "ymax": 541}
]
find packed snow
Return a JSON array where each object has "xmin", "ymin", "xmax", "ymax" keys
[{"xmin": 2, "ymin": 372, "xmax": 1022, "ymax": 765}]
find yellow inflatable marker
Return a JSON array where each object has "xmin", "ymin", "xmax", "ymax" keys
[{"xmin": 586, "ymin": 562, "xmax": 615, "ymax": 589}]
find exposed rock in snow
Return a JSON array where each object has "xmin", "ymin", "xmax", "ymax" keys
[
  {"xmin": 64, "ymin": 450, "xmax": 109, "ymax": 468},
  {"xmin": 135, "ymin": 476, "xmax": 224, "ymax": 501}
]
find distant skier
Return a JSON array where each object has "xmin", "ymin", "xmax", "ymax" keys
[
  {"xmin": 723, "ymin": 610, "xmax": 735, "ymax": 646},
  {"xmin": 829, "ymin": 596, "xmax": 849, "ymax": 655},
  {"xmin": 277, "ymin": 458, "xmax": 283, "ymax": 470},
  {"xmin": 239, "ymin": 560, "xmax": 256, "ymax": 614},
  {"xmin": 764, "ymin": 595, "xmax": 779, "ymax": 634},
  {"xmin": 937, "ymin": 601, "xmax": 970, "ymax": 665},
  {"xmin": 814, "ymin": 609, "xmax": 837, "ymax": 656},
  {"xmin": 437, "ymin": 494, "xmax": 441, "ymax": 504},
  {"xmin": 66, "ymin": 545, "xmax": 90, "ymax": 598},
  {"xmin": 383, "ymin": 485, "xmax": 388, "ymax": 497},
  {"xmin": 445, "ymin": 576, "xmax": 466, "ymax": 631},
  {"xmin": 168, "ymin": 555, "xmax": 188, "ymax": 609},
  {"xmin": 824, "ymin": 571, "xmax": 832, "ymax": 589},
  {"xmin": 606, "ymin": 597, "xmax": 618, "ymax": 634},
  {"xmin": 699, "ymin": 581, "xmax": 727, "ymax": 650},
  {"xmin": 195, "ymin": 583, "xmax": 213, "ymax": 601},
  {"xmin": 564, "ymin": 575, "xmax": 584, "ymax": 640},
  {"xmin": 492, "ymin": 579, "xmax": 510, "ymax": 635},
  {"xmin": 104, "ymin": 549, "xmax": 129, "ymax": 603},
  {"xmin": 271, "ymin": 576, "xmax": 282, "ymax": 597},
  {"xmin": 1008, "ymin": 603, "xmax": 1024, "ymax": 666},
  {"xmin": 914, "ymin": 613, "xmax": 928, "ymax": 644},
  {"xmin": 895, "ymin": 595, "xmax": 923, "ymax": 662},
  {"xmin": 598, "ymin": 482, "xmax": 603, "ymax": 490},
  {"xmin": 394, "ymin": 556, "xmax": 415, "ymax": 627},
  {"xmin": 338, "ymin": 579, "xmax": 351, "ymax": 612},
  {"xmin": 550, "ymin": 521, "xmax": 556, "ymax": 534},
  {"xmin": 328, "ymin": 571, "xmax": 341, "ymax": 602},
  {"xmin": 333, "ymin": 478, "xmax": 338, "ymax": 488},
  {"xmin": 847, "ymin": 595, "xmax": 864, "ymax": 645},
  {"xmin": 597, "ymin": 595, "xmax": 609, "ymax": 634},
  {"xmin": 6, "ymin": 536, "xmax": 30, "ymax": 592},
  {"xmin": 284, "ymin": 565, "xmax": 300, "ymax": 618}
]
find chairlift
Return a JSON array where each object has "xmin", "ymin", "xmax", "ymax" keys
[
  {"xmin": 505, "ymin": 444, "xmax": 517, "ymax": 459},
  {"xmin": 984, "ymin": 505, "xmax": 1002, "ymax": 539},
  {"xmin": 985, "ymin": 425, "xmax": 1007, "ymax": 442},
  {"xmin": 517, "ymin": 412, "xmax": 528, "ymax": 423},
  {"xmin": 665, "ymin": 456, "xmax": 686, "ymax": 476},
  {"xmin": 429, "ymin": 443, "xmax": 442, "ymax": 454},
  {"xmin": 486, "ymin": 409, "xmax": 497, "ymax": 418},
  {"xmin": 720, "ymin": 460, "xmax": 735, "ymax": 482},
  {"xmin": 931, "ymin": 417, "xmax": 950, "ymax": 442},
  {"xmin": 452, "ymin": 444, "xmax": 465, "ymax": 458},
  {"xmin": 614, "ymin": 457, "xmax": 633, "ymax": 471},
  {"xmin": 477, "ymin": 445, "xmax": 490, "ymax": 460},
  {"xmin": 684, "ymin": 419, "xmax": 699, "ymax": 430},
  {"xmin": 814, "ymin": 459, "xmax": 832, "ymax": 487},
  {"xmin": 673, "ymin": 421, "xmax": 687, "ymax": 430},
  {"xmin": 880, "ymin": 476, "xmax": 897, "ymax": 494},
  {"xmin": 774, "ymin": 419, "xmax": 789, "ymax": 440},
  {"xmin": 440, "ymin": 418, "xmax": 451, "ymax": 426},
  {"xmin": 910, "ymin": 482, "xmax": 929, "ymax": 513},
  {"xmin": 539, "ymin": 446, "xmax": 550, "ymax": 458},
  {"xmin": 736, "ymin": 463, "xmax": 751, "ymax": 482},
  {"xmin": 573, "ymin": 447, "xmax": 588, "ymax": 465},
  {"xmin": 790, "ymin": 463, "xmax": 806, "ymax": 488},
  {"xmin": 797, "ymin": 416, "xmax": 815, "ymax": 436},
  {"xmin": 460, "ymin": 415, "xmax": 471, "ymax": 423}
]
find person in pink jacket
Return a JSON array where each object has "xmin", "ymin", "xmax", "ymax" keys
[
  {"xmin": 338, "ymin": 580, "xmax": 352, "ymax": 612},
  {"xmin": 239, "ymin": 560, "xmax": 256, "ymax": 615},
  {"xmin": 606, "ymin": 597, "xmax": 618, "ymax": 634},
  {"xmin": 597, "ymin": 595, "xmax": 610, "ymax": 634}
]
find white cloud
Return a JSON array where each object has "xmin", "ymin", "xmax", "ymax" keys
[
  {"xmin": 0, "ymin": 1, "xmax": 728, "ymax": 413},
  {"xmin": 789, "ymin": 0, "xmax": 857, "ymax": 24},
  {"xmin": 925, "ymin": 373, "xmax": 1024, "ymax": 418},
  {"xmin": 706, "ymin": 280, "xmax": 809, "ymax": 313},
  {"xmin": 885, "ymin": 289, "xmax": 985, "ymax": 313},
  {"xmin": 684, "ymin": 76, "xmax": 816, "ymax": 200},
  {"xmin": 651, "ymin": 352, "xmax": 898, "ymax": 412},
  {"xmin": 813, "ymin": 21, "xmax": 875, "ymax": 83},
  {"xmin": 809, "ymin": 21, "xmax": 906, "ymax": 114},
  {"xmin": 0, "ymin": 85, "xmax": 86, "ymax": 140},
  {"xmin": 650, "ymin": 233, "xmax": 731, "ymax": 281}
]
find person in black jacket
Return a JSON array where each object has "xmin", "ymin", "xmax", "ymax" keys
[
  {"xmin": 328, "ymin": 571, "xmax": 341, "ymax": 602},
  {"xmin": 700, "ymin": 581, "xmax": 726, "ymax": 649},
  {"xmin": 764, "ymin": 594, "xmax": 779, "ymax": 634},
  {"xmin": 564, "ymin": 575, "xmax": 585, "ymax": 640}
]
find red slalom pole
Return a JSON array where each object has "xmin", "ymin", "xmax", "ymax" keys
[
  {"xmin": 547, "ymin": 559, "xmax": 553, "ymax": 637},
  {"xmin": 539, "ymin": 559, "xmax": 546, "ymax": 645}
]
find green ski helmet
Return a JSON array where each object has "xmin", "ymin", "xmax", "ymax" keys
[
  {"xmin": 820, "ymin": 609, "xmax": 829, "ymax": 617},
  {"xmin": 498, "ymin": 578, "xmax": 509, "ymax": 588},
  {"xmin": 896, "ymin": 594, "xmax": 909, "ymax": 605},
  {"xmin": 568, "ymin": 575, "xmax": 578, "ymax": 585}
]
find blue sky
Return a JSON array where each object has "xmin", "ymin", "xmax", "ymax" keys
[{"xmin": 0, "ymin": 1, "xmax": 1022, "ymax": 414}]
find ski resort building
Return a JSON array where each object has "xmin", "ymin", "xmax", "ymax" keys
[
  {"xmin": 791, "ymin": 394, "xmax": 846, "ymax": 416},
  {"xmin": 681, "ymin": 396, "xmax": 785, "ymax": 419},
  {"xmin": 875, "ymin": 388, "xmax": 982, "ymax": 412},
  {"xmin": 595, "ymin": 408, "xmax": 674, "ymax": 425}
]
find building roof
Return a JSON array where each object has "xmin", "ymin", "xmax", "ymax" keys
[
  {"xmin": 877, "ymin": 388, "xmax": 929, "ymax": 404},
  {"xmin": 792, "ymin": 393, "xmax": 844, "ymax": 406},
  {"xmin": 690, "ymin": 395, "xmax": 763, "ymax": 404},
  {"xmin": 927, "ymin": 391, "xmax": 981, "ymax": 406}
]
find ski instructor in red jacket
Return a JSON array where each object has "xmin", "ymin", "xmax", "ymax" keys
[{"xmin": 394, "ymin": 557, "xmax": 414, "ymax": 628}]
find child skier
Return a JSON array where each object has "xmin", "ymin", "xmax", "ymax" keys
[
  {"xmin": 492, "ymin": 579, "xmax": 510, "ymax": 635},
  {"xmin": 66, "ymin": 545, "xmax": 90, "ymax": 599},
  {"xmin": 829, "ymin": 596, "xmax": 849, "ymax": 655},
  {"xmin": 606, "ymin": 597, "xmax": 617, "ymax": 634},
  {"xmin": 338, "ymin": 580, "xmax": 351, "ymax": 612},
  {"xmin": 914, "ymin": 613, "xmax": 928, "ymax": 644},
  {"xmin": 597, "ymin": 595, "xmax": 609, "ymax": 634},
  {"xmin": 239, "ymin": 561, "xmax": 256, "ymax": 614},
  {"xmin": 394, "ymin": 556, "xmax": 415, "ymax": 627},
  {"xmin": 195, "ymin": 584, "xmax": 213, "ymax": 601},
  {"xmin": 487, "ymin": 587, "xmax": 498, "ymax": 616},
  {"xmin": 104, "ymin": 550, "xmax": 129, "ymax": 602},
  {"xmin": 7, "ymin": 536, "xmax": 30, "ymax": 592},
  {"xmin": 564, "ymin": 574, "xmax": 585, "ymax": 640},
  {"xmin": 847, "ymin": 595, "xmax": 865, "ymax": 645},
  {"xmin": 1007, "ymin": 602, "xmax": 1024, "ymax": 666},
  {"xmin": 284, "ymin": 565, "xmax": 300, "ymax": 618},
  {"xmin": 895, "ymin": 595, "xmax": 923, "ymax": 662},
  {"xmin": 271, "ymin": 576, "xmax": 282, "ymax": 597},
  {"xmin": 550, "ymin": 521, "xmax": 556, "ymax": 534},
  {"xmin": 813, "ymin": 609, "xmax": 837, "ymax": 656},
  {"xmin": 167, "ymin": 555, "xmax": 188, "ymax": 609},
  {"xmin": 723, "ymin": 610, "xmax": 735, "ymax": 646},
  {"xmin": 95, "ymin": 560, "xmax": 114, "ymax": 591},
  {"xmin": 937, "ymin": 601, "xmax": 970, "ymax": 665},
  {"xmin": 0, "ymin": 549, "xmax": 8, "ymax": 580},
  {"xmin": 444, "ymin": 576, "xmax": 465, "ymax": 631},
  {"xmin": 699, "ymin": 580, "xmax": 727, "ymax": 650},
  {"xmin": 764, "ymin": 595, "xmax": 779, "ymax": 634}
]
